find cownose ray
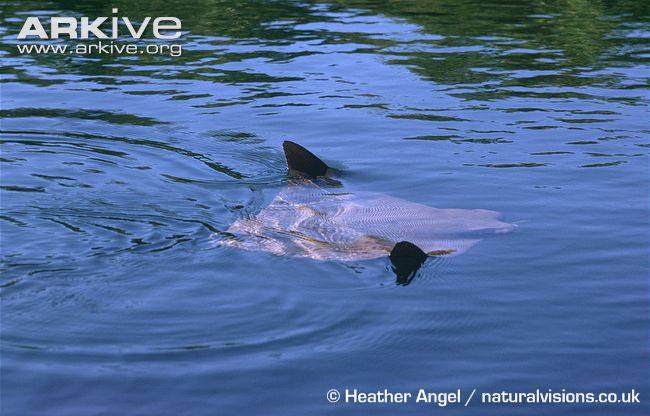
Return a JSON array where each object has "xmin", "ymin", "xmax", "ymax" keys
[{"xmin": 215, "ymin": 141, "xmax": 514, "ymax": 284}]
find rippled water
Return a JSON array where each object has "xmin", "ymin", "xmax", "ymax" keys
[{"xmin": 1, "ymin": 1, "xmax": 649, "ymax": 415}]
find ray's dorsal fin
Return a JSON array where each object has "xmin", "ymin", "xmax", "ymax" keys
[{"xmin": 283, "ymin": 140, "xmax": 329, "ymax": 178}]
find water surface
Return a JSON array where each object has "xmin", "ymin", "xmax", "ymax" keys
[{"xmin": 1, "ymin": 0, "xmax": 649, "ymax": 415}]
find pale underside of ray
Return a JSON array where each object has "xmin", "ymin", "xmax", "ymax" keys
[{"xmin": 215, "ymin": 183, "xmax": 514, "ymax": 261}]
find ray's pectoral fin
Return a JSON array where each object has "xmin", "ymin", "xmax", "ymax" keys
[
  {"xmin": 283, "ymin": 140, "xmax": 330, "ymax": 178},
  {"xmin": 389, "ymin": 241, "xmax": 428, "ymax": 285}
]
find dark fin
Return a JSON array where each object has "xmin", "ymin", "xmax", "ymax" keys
[
  {"xmin": 389, "ymin": 241, "xmax": 427, "ymax": 285},
  {"xmin": 282, "ymin": 140, "xmax": 329, "ymax": 178}
]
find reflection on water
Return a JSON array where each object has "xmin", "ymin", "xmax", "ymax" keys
[{"xmin": 1, "ymin": 0, "xmax": 648, "ymax": 415}]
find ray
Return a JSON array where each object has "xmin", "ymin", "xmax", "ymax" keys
[{"xmin": 213, "ymin": 141, "xmax": 514, "ymax": 282}]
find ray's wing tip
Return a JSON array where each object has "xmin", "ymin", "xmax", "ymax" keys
[
  {"xmin": 497, "ymin": 222, "xmax": 518, "ymax": 233},
  {"xmin": 390, "ymin": 241, "xmax": 427, "ymax": 263}
]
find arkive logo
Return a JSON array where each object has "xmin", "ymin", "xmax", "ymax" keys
[{"xmin": 17, "ymin": 8, "xmax": 182, "ymax": 40}]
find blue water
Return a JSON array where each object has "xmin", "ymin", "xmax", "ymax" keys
[{"xmin": 1, "ymin": 1, "xmax": 649, "ymax": 415}]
